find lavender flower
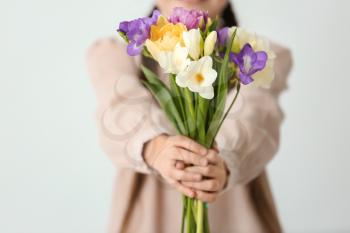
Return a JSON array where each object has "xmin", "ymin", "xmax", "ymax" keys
[
  {"xmin": 169, "ymin": 7, "xmax": 208, "ymax": 30},
  {"xmin": 217, "ymin": 27, "xmax": 229, "ymax": 45},
  {"xmin": 230, "ymin": 43, "xmax": 267, "ymax": 85},
  {"xmin": 118, "ymin": 10, "xmax": 160, "ymax": 56}
]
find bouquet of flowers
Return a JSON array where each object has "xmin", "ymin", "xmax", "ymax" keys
[{"xmin": 117, "ymin": 7, "xmax": 275, "ymax": 233}]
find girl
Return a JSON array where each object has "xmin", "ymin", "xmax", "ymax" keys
[{"xmin": 87, "ymin": 0, "xmax": 292, "ymax": 232}]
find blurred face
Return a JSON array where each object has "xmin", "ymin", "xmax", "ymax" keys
[{"xmin": 155, "ymin": 0, "xmax": 228, "ymax": 18}]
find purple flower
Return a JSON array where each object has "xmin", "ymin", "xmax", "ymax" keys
[
  {"xmin": 118, "ymin": 10, "xmax": 160, "ymax": 56},
  {"xmin": 217, "ymin": 27, "xmax": 229, "ymax": 45},
  {"xmin": 230, "ymin": 43, "xmax": 267, "ymax": 85},
  {"xmin": 169, "ymin": 7, "xmax": 208, "ymax": 30}
]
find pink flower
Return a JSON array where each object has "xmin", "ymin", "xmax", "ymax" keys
[{"xmin": 169, "ymin": 7, "xmax": 208, "ymax": 30}]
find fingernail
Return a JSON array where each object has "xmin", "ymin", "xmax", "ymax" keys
[{"xmin": 201, "ymin": 149, "xmax": 208, "ymax": 155}]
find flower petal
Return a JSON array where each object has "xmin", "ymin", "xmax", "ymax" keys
[
  {"xmin": 157, "ymin": 44, "xmax": 189, "ymax": 74},
  {"xmin": 169, "ymin": 7, "xmax": 208, "ymax": 30},
  {"xmin": 239, "ymin": 71, "xmax": 254, "ymax": 85},
  {"xmin": 118, "ymin": 21, "xmax": 129, "ymax": 33},
  {"xmin": 203, "ymin": 68, "xmax": 217, "ymax": 86},
  {"xmin": 183, "ymin": 29, "xmax": 202, "ymax": 60},
  {"xmin": 145, "ymin": 40, "xmax": 160, "ymax": 60},
  {"xmin": 199, "ymin": 86, "xmax": 214, "ymax": 99},
  {"xmin": 217, "ymin": 27, "xmax": 229, "ymax": 45},
  {"xmin": 250, "ymin": 51, "xmax": 267, "ymax": 74},
  {"xmin": 127, "ymin": 41, "xmax": 143, "ymax": 56},
  {"xmin": 204, "ymin": 31, "xmax": 217, "ymax": 56}
]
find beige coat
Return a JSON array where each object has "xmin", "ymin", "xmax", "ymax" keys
[{"xmin": 86, "ymin": 37, "xmax": 292, "ymax": 233}]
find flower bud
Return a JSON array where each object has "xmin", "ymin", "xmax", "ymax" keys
[
  {"xmin": 183, "ymin": 29, "xmax": 203, "ymax": 60},
  {"xmin": 204, "ymin": 31, "xmax": 217, "ymax": 56}
]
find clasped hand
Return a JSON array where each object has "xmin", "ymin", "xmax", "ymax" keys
[{"xmin": 143, "ymin": 134, "xmax": 229, "ymax": 203}]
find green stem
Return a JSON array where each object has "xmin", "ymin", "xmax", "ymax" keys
[
  {"xmin": 196, "ymin": 96, "xmax": 209, "ymax": 146},
  {"xmin": 181, "ymin": 195, "xmax": 186, "ymax": 233},
  {"xmin": 184, "ymin": 88, "xmax": 196, "ymax": 138},
  {"xmin": 204, "ymin": 206, "xmax": 210, "ymax": 233},
  {"xmin": 196, "ymin": 201, "xmax": 204, "ymax": 233},
  {"xmin": 211, "ymin": 81, "xmax": 241, "ymax": 146},
  {"xmin": 186, "ymin": 197, "xmax": 191, "ymax": 233}
]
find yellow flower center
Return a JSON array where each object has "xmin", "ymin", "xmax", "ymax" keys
[
  {"xmin": 149, "ymin": 16, "xmax": 187, "ymax": 51},
  {"xmin": 195, "ymin": 73, "xmax": 204, "ymax": 84}
]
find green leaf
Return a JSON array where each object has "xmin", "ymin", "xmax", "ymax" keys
[
  {"xmin": 169, "ymin": 75, "xmax": 188, "ymax": 136},
  {"xmin": 211, "ymin": 80, "xmax": 241, "ymax": 142},
  {"xmin": 142, "ymin": 47, "xmax": 154, "ymax": 60},
  {"xmin": 205, "ymin": 28, "xmax": 237, "ymax": 146},
  {"xmin": 141, "ymin": 66, "xmax": 187, "ymax": 135},
  {"xmin": 117, "ymin": 31, "xmax": 129, "ymax": 43},
  {"xmin": 141, "ymin": 65, "xmax": 162, "ymax": 86},
  {"xmin": 220, "ymin": 81, "xmax": 241, "ymax": 128}
]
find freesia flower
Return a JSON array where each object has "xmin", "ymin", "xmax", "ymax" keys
[
  {"xmin": 169, "ymin": 7, "xmax": 208, "ymax": 30},
  {"xmin": 217, "ymin": 27, "xmax": 229, "ymax": 46},
  {"xmin": 183, "ymin": 29, "xmax": 203, "ymax": 60},
  {"xmin": 204, "ymin": 31, "xmax": 217, "ymax": 56},
  {"xmin": 145, "ymin": 15, "xmax": 190, "ymax": 74},
  {"xmin": 230, "ymin": 43, "xmax": 267, "ymax": 85},
  {"xmin": 176, "ymin": 56, "xmax": 217, "ymax": 99},
  {"xmin": 118, "ymin": 10, "xmax": 160, "ymax": 56},
  {"xmin": 218, "ymin": 26, "xmax": 276, "ymax": 87}
]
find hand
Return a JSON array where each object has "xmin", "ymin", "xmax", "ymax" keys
[
  {"xmin": 143, "ymin": 134, "xmax": 209, "ymax": 198},
  {"xmin": 182, "ymin": 149, "xmax": 229, "ymax": 203}
]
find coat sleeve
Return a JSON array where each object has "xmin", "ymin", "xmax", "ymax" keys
[
  {"xmin": 217, "ymin": 43, "xmax": 293, "ymax": 190},
  {"xmin": 86, "ymin": 38, "xmax": 173, "ymax": 174}
]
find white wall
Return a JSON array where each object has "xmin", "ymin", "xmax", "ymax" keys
[
  {"xmin": 235, "ymin": 1, "xmax": 350, "ymax": 232},
  {"xmin": 0, "ymin": 0, "xmax": 349, "ymax": 232}
]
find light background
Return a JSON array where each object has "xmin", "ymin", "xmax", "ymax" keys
[{"xmin": 1, "ymin": 0, "xmax": 349, "ymax": 232}]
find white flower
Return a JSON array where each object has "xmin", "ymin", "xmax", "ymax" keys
[
  {"xmin": 145, "ymin": 41, "xmax": 190, "ymax": 74},
  {"xmin": 176, "ymin": 56, "xmax": 217, "ymax": 99},
  {"xmin": 182, "ymin": 29, "xmax": 203, "ymax": 60},
  {"xmin": 204, "ymin": 31, "xmax": 217, "ymax": 56}
]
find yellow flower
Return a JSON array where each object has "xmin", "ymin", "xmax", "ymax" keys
[
  {"xmin": 145, "ymin": 16, "xmax": 189, "ymax": 74},
  {"xmin": 149, "ymin": 16, "xmax": 186, "ymax": 50}
]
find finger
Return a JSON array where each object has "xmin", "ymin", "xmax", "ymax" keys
[
  {"xmin": 175, "ymin": 161, "xmax": 185, "ymax": 170},
  {"xmin": 212, "ymin": 142, "xmax": 220, "ymax": 153},
  {"xmin": 174, "ymin": 182, "xmax": 195, "ymax": 198},
  {"xmin": 182, "ymin": 179, "xmax": 221, "ymax": 192},
  {"xmin": 169, "ymin": 169, "xmax": 202, "ymax": 182},
  {"xmin": 206, "ymin": 149, "xmax": 219, "ymax": 165},
  {"xmin": 195, "ymin": 190, "xmax": 219, "ymax": 203},
  {"xmin": 173, "ymin": 149, "xmax": 208, "ymax": 166},
  {"xmin": 184, "ymin": 165, "xmax": 218, "ymax": 178},
  {"xmin": 171, "ymin": 135, "xmax": 208, "ymax": 156}
]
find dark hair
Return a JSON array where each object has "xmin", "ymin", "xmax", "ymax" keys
[
  {"xmin": 137, "ymin": 3, "xmax": 283, "ymax": 233},
  {"xmin": 221, "ymin": 1, "xmax": 239, "ymax": 27}
]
